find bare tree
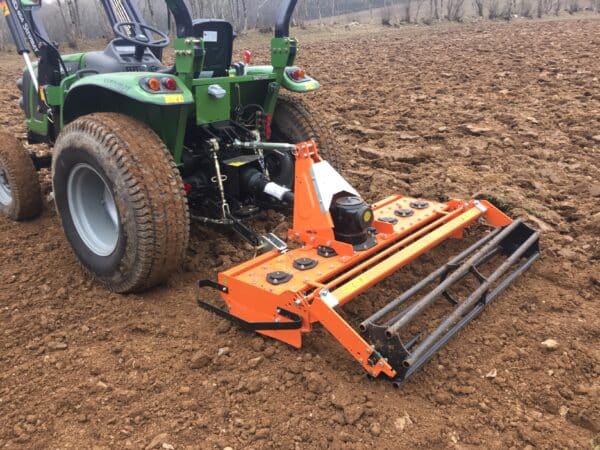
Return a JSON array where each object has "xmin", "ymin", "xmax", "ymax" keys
[
  {"xmin": 488, "ymin": 0, "xmax": 501, "ymax": 17},
  {"xmin": 414, "ymin": 0, "xmax": 426, "ymax": 20},
  {"xmin": 446, "ymin": 0, "xmax": 465, "ymax": 20},
  {"xmin": 402, "ymin": 0, "xmax": 413, "ymax": 22},
  {"xmin": 567, "ymin": 0, "xmax": 579, "ymax": 12},
  {"xmin": 473, "ymin": 0, "xmax": 485, "ymax": 16},
  {"xmin": 553, "ymin": 0, "xmax": 562, "ymax": 14},
  {"xmin": 500, "ymin": 0, "xmax": 515, "ymax": 18},
  {"xmin": 5, "ymin": 0, "xmax": 591, "ymax": 46},
  {"xmin": 520, "ymin": 0, "xmax": 533, "ymax": 15},
  {"xmin": 431, "ymin": 0, "xmax": 440, "ymax": 19},
  {"xmin": 65, "ymin": 0, "xmax": 82, "ymax": 39},
  {"xmin": 55, "ymin": 0, "xmax": 77, "ymax": 47}
]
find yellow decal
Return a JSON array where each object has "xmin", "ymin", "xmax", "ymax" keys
[
  {"xmin": 226, "ymin": 161, "xmax": 248, "ymax": 167},
  {"xmin": 164, "ymin": 94, "xmax": 184, "ymax": 104},
  {"xmin": 1, "ymin": 1, "xmax": 10, "ymax": 16},
  {"xmin": 335, "ymin": 275, "xmax": 367, "ymax": 300},
  {"xmin": 305, "ymin": 81, "xmax": 318, "ymax": 90}
]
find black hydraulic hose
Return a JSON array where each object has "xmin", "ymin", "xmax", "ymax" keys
[{"xmin": 275, "ymin": 0, "xmax": 298, "ymax": 38}]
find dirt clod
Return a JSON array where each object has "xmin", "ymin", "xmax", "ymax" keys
[
  {"xmin": 370, "ymin": 422, "xmax": 382, "ymax": 436},
  {"xmin": 394, "ymin": 413, "xmax": 413, "ymax": 432},
  {"xmin": 541, "ymin": 339, "xmax": 560, "ymax": 351},
  {"xmin": 145, "ymin": 433, "xmax": 169, "ymax": 450},
  {"xmin": 190, "ymin": 351, "xmax": 211, "ymax": 369}
]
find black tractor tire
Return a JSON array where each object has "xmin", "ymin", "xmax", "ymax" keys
[
  {"xmin": 52, "ymin": 113, "xmax": 190, "ymax": 294},
  {"xmin": 272, "ymin": 93, "xmax": 339, "ymax": 168},
  {"xmin": 0, "ymin": 133, "xmax": 43, "ymax": 221}
]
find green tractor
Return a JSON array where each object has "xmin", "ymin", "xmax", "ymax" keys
[
  {"xmin": 1, "ymin": 0, "xmax": 542, "ymax": 386},
  {"xmin": 0, "ymin": 0, "xmax": 334, "ymax": 293}
]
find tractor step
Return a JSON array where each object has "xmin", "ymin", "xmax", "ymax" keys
[{"xmin": 359, "ymin": 219, "xmax": 540, "ymax": 386}]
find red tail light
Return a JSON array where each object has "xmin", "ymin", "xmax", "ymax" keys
[
  {"xmin": 290, "ymin": 68, "xmax": 306, "ymax": 81},
  {"xmin": 162, "ymin": 77, "xmax": 177, "ymax": 91}
]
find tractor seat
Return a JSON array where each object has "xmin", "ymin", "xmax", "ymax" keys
[
  {"xmin": 83, "ymin": 39, "xmax": 164, "ymax": 75},
  {"xmin": 192, "ymin": 20, "xmax": 235, "ymax": 78}
]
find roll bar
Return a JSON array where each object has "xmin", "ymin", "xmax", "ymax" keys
[
  {"xmin": 275, "ymin": 0, "xmax": 298, "ymax": 38},
  {"xmin": 165, "ymin": 0, "xmax": 194, "ymax": 38}
]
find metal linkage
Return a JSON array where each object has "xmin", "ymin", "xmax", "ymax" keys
[
  {"xmin": 360, "ymin": 220, "xmax": 540, "ymax": 386},
  {"xmin": 232, "ymin": 139, "xmax": 296, "ymax": 152},
  {"xmin": 207, "ymin": 139, "xmax": 231, "ymax": 219}
]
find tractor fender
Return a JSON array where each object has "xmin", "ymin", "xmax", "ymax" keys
[
  {"xmin": 244, "ymin": 65, "xmax": 320, "ymax": 93},
  {"xmin": 281, "ymin": 66, "xmax": 320, "ymax": 93},
  {"xmin": 62, "ymin": 73, "xmax": 194, "ymax": 125}
]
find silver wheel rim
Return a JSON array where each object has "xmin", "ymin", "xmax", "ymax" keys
[
  {"xmin": 67, "ymin": 164, "xmax": 119, "ymax": 257},
  {"xmin": 0, "ymin": 163, "xmax": 12, "ymax": 206}
]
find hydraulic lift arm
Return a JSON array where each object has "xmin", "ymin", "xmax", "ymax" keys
[{"xmin": 1, "ymin": 0, "xmax": 42, "ymax": 91}]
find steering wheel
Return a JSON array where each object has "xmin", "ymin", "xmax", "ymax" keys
[{"xmin": 113, "ymin": 22, "xmax": 170, "ymax": 60}]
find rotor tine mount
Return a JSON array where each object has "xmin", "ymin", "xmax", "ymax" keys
[{"xmin": 359, "ymin": 219, "xmax": 540, "ymax": 385}]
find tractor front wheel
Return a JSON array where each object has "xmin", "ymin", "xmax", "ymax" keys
[
  {"xmin": 0, "ymin": 133, "xmax": 42, "ymax": 221},
  {"xmin": 270, "ymin": 94, "xmax": 339, "ymax": 188},
  {"xmin": 52, "ymin": 113, "xmax": 190, "ymax": 293}
]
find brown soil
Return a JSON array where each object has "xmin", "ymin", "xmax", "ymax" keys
[{"xmin": 1, "ymin": 18, "xmax": 599, "ymax": 450}]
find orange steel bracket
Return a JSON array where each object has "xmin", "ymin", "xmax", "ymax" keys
[
  {"xmin": 288, "ymin": 141, "xmax": 341, "ymax": 251},
  {"xmin": 479, "ymin": 199, "xmax": 512, "ymax": 227},
  {"xmin": 310, "ymin": 292, "xmax": 397, "ymax": 378}
]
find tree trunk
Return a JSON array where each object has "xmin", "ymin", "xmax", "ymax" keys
[{"xmin": 56, "ymin": 0, "xmax": 77, "ymax": 46}]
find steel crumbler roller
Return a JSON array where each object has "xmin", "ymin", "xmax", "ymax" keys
[{"xmin": 198, "ymin": 141, "xmax": 540, "ymax": 386}]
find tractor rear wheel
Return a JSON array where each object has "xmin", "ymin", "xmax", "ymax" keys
[
  {"xmin": 270, "ymin": 94, "xmax": 339, "ymax": 188},
  {"xmin": 52, "ymin": 113, "xmax": 190, "ymax": 293},
  {"xmin": 0, "ymin": 133, "xmax": 42, "ymax": 221}
]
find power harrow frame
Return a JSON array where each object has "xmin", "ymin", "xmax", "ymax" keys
[{"xmin": 199, "ymin": 142, "xmax": 540, "ymax": 385}]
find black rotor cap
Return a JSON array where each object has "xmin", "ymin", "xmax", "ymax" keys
[
  {"xmin": 293, "ymin": 258, "xmax": 318, "ymax": 271},
  {"xmin": 266, "ymin": 271, "xmax": 293, "ymax": 285}
]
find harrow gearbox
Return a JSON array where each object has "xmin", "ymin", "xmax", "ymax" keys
[{"xmin": 198, "ymin": 141, "xmax": 540, "ymax": 385}]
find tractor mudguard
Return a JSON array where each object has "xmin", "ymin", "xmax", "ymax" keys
[
  {"xmin": 62, "ymin": 74, "xmax": 193, "ymax": 163},
  {"xmin": 281, "ymin": 66, "xmax": 320, "ymax": 93},
  {"xmin": 243, "ymin": 65, "xmax": 320, "ymax": 93},
  {"xmin": 64, "ymin": 73, "xmax": 193, "ymax": 113}
]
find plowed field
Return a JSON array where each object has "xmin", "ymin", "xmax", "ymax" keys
[{"xmin": 0, "ymin": 17, "xmax": 598, "ymax": 449}]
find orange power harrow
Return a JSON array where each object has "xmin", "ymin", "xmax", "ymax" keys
[{"xmin": 198, "ymin": 141, "xmax": 540, "ymax": 386}]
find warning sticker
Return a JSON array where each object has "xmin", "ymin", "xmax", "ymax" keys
[
  {"xmin": 164, "ymin": 94, "xmax": 185, "ymax": 104},
  {"xmin": 203, "ymin": 31, "xmax": 218, "ymax": 43},
  {"xmin": 1, "ymin": 1, "xmax": 10, "ymax": 16}
]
